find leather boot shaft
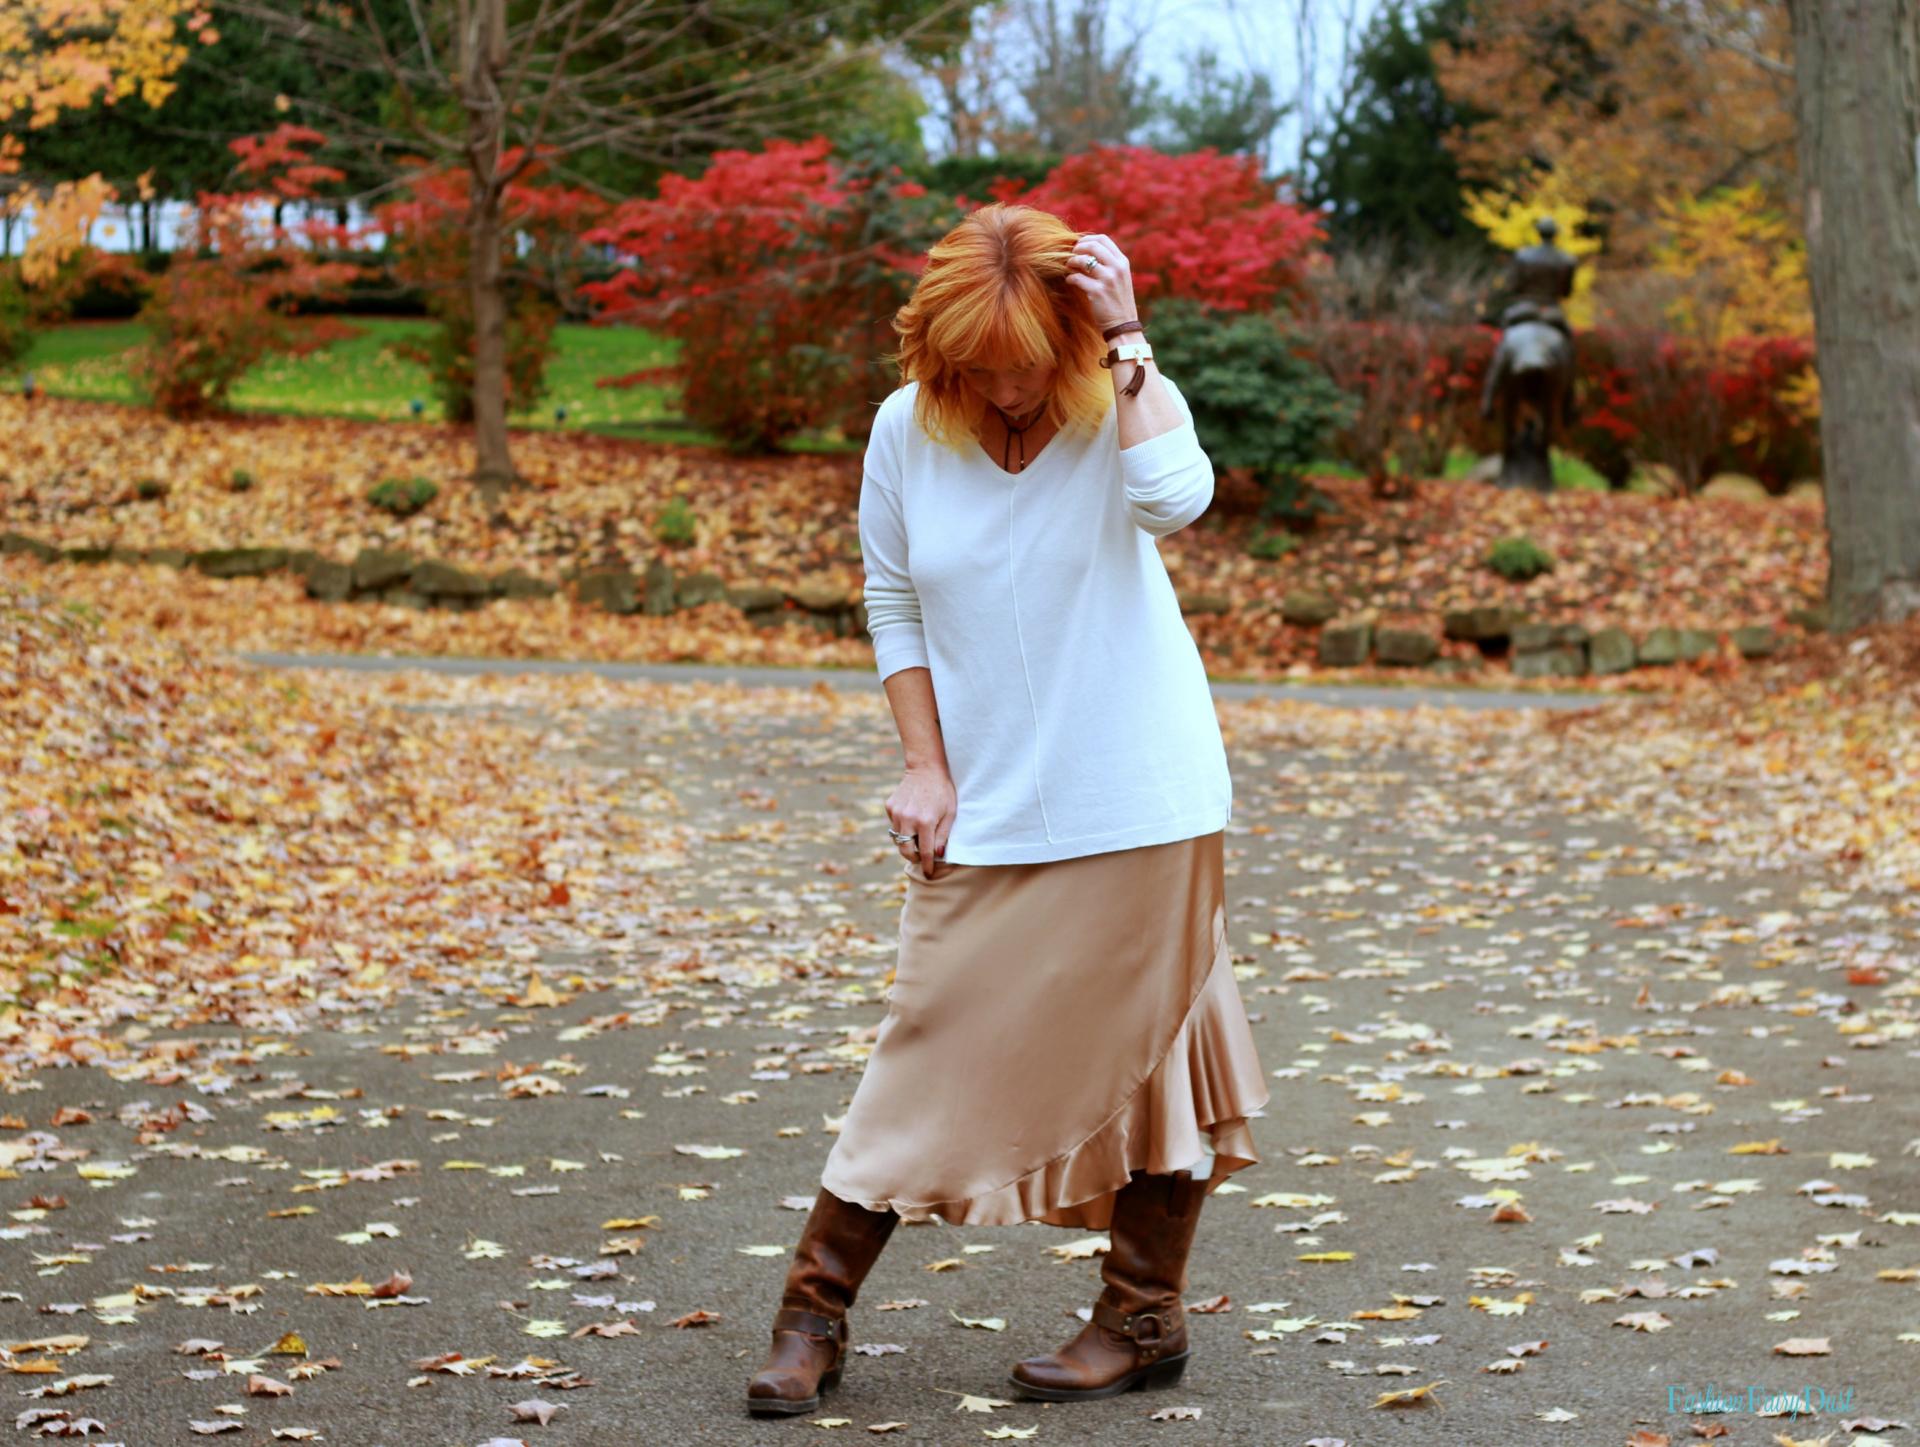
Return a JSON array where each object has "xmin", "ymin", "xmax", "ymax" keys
[
  {"xmin": 1008, "ymin": 1168, "xmax": 1211, "ymax": 1401},
  {"xmin": 746, "ymin": 1187, "xmax": 899, "ymax": 1417}
]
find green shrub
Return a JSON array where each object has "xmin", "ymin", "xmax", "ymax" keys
[
  {"xmin": 369, "ymin": 476, "xmax": 438, "ymax": 516},
  {"xmin": 229, "ymin": 468, "xmax": 255, "ymax": 492},
  {"xmin": 654, "ymin": 496, "xmax": 697, "ymax": 547},
  {"xmin": 1486, "ymin": 533, "xmax": 1554, "ymax": 581},
  {"xmin": 1246, "ymin": 525, "xmax": 1301, "ymax": 560},
  {"xmin": 1143, "ymin": 295, "xmax": 1357, "ymax": 529},
  {"xmin": 134, "ymin": 478, "xmax": 167, "ymax": 500}
]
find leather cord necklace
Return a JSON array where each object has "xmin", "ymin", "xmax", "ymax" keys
[
  {"xmin": 984, "ymin": 315, "xmax": 1152, "ymax": 474},
  {"xmin": 991, "ymin": 400, "xmax": 1047, "ymax": 473}
]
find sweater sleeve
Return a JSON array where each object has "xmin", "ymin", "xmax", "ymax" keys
[
  {"xmin": 858, "ymin": 402, "xmax": 931, "ymax": 682},
  {"xmin": 1118, "ymin": 372, "xmax": 1215, "ymax": 538}
]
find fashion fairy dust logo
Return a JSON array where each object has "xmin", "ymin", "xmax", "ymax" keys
[{"xmin": 1668, "ymin": 1382, "xmax": 1857, "ymax": 1419}]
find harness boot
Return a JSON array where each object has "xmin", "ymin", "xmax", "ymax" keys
[
  {"xmin": 745, "ymin": 1187, "xmax": 900, "ymax": 1416},
  {"xmin": 1007, "ymin": 1167, "xmax": 1209, "ymax": 1400}
]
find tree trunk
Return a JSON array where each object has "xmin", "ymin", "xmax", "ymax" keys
[
  {"xmin": 1787, "ymin": 0, "xmax": 1920, "ymax": 629},
  {"xmin": 468, "ymin": 178, "xmax": 516, "ymax": 489},
  {"xmin": 462, "ymin": 0, "xmax": 518, "ymax": 494}
]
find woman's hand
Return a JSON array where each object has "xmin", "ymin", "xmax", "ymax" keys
[
  {"xmin": 1064, "ymin": 233, "xmax": 1141, "ymax": 334},
  {"xmin": 887, "ymin": 764, "xmax": 957, "ymax": 879}
]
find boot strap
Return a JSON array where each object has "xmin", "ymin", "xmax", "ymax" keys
[
  {"xmin": 772, "ymin": 1305, "xmax": 842, "ymax": 1340},
  {"xmin": 1092, "ymin": 1298, "xmax": 1173, "ymax": 1359}
]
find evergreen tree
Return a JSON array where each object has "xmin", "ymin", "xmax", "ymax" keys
[{"xmin": 1305, "ymin": 0, "xmax": 1493, "ymax": 264}]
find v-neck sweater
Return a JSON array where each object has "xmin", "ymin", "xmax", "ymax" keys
[{"xmin": 857, "ymin": 374, "xmax": 1233, "ymax": 865}]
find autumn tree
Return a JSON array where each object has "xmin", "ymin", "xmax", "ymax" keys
[
  {"xmin": 1431, "ymin": 0, "xmax": 1797, "ymax": 263},
  {"xmin": 1545, "ymin": 0, "xmax": 1917, "ymax": 628},
  {"xmin": 221, "ymin": 0, "xmax": 973, "ymax": 498},
  {"xmin": 0, "ymin": 0, "xmax": 215, "ymax": 277},
  {"xmin": 9, "ymin": 8, "xmax": 391, "ymax": 248}
]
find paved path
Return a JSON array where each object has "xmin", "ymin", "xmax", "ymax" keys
[
  {"xmin": 8, "ymin": 663, "xmax": 1912, "ymax": 1447},
  {"xmin": 234, "ymin": 650, "xmax": 1637, "ymax": 711}
]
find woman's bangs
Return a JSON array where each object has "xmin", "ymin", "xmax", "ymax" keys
[{"xmin": 945, "ymin": 300, "xmax": 1054, "ymax": 374}]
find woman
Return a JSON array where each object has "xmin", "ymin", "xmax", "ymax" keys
[{"xmin": 745, "ymin": 202, "xmax": 1270, "ymax": 1417}]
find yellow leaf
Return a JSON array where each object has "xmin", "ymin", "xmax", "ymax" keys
[
  {"xmin": 1370, "ymin": 1379, "xmax": 1445, "ymax": 1409},
  {"xmin": 517, "ymin": 969, "xmax": 562, "ymax": 1007},
  {"xmin": 305, "ymin": 1278, "xmax": 372, "ymax": 1298}
]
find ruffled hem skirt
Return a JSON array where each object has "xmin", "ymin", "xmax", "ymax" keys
[{"xmin": 818, "ymin": 829, "xmax": 1269, "ymax": 1230}]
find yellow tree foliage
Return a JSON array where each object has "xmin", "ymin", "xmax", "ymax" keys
[
  {"xmin": 0, "ymin": 0, "xmax": 214, "ymax": 279},
  {"xmin": 1650, "ymin": 183, "xmax": 1812, "ymax": 346},
  {"xmin": 1461, "ymin": 170, "xmax": 1603, "ymax": 327},
  {"xmin": 1434, "ymin": 0, "xmax": 1796, "ymax": 265}
]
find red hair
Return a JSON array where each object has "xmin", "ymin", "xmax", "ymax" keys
[{"xmin": 883, "ymin": 201, "xmax": 1113, "ymax": 454}]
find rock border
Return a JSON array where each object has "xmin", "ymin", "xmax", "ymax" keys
[
  {"xmin": 0, "ymin": 532, "xmax": 872, "ymax": 640},
  {"xmin": 1181, "ymin": 585, "xmax": 1817, "ymax": 679},
  {"xmin": 2, "ymin": 530, "xmax": 1820, "ymax": 673}
]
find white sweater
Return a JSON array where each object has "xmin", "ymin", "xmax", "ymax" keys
[{"xmin": 858, "ymin": 374, "xmax": 1233, "ymax": 865}]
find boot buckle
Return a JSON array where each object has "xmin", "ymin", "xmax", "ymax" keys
[{"xmin": 1092, "ymin": 1299, "xmax": 1170, "ymax": 1359}]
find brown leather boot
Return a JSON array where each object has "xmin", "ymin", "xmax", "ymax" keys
[
  {"xmin": 745, "ymin": 1187, "xmax": 900, "ymax": 1416},
  {"xmin": 1007, "ymin": 1168, "xmax": 1208, "ymax": 1401}
]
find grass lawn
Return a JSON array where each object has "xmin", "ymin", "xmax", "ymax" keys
[{"xmin": 7, "ymin": 317, "xmax": 760, "ymax": 447}]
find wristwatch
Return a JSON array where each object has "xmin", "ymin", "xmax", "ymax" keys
[{"xmin": 1101, "ymin": 338, "xmax": 1153, "ymax": 396}]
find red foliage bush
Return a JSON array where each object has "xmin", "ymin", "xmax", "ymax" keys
[
  {"xmin": 582, "ymin": 136, "xmax": 960, "ymax": 451},
  {"xmin": 1307, "ymin": 319, "xmax": 1495, "ymax": 483},
  {"xmin": 1568, "ymin": 328, "xmax": 1819, "ymax": 492},
  {"xmin": 1307, "ymin": 317, "xmax": 1818, "ymax": 492},
  {"xmin": 1711, "ymin": 334, "xmax": 1820, "ymax": 487},
  {"xmin": 135, "ymin": 125, "xmax": 359, "ymax": 417},
  {"xmin": 994, "ymin": 145, "xmax": 1324, "ymax": 316},
  {"xmin": 583, "ymin": 138, "xmax": 1328, "ymax": 450}
]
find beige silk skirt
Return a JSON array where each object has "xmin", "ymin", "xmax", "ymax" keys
[{"xmin": 818, "ymin": 829, "xmax": 1270, "ymax": 1230}]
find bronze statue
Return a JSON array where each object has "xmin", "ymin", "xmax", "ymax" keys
[{"xmin": 1479, "ymin": 216, "xmax": 1580, "ymax": 492}]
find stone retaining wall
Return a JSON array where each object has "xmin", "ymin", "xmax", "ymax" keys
[
  {"xmin": 1228, "ymin": 588, "xmax": 1817, "ymax": 679},
  {"xmin": 2, "ymin": 530, "xmax": 1815, "ymax": 674},
  {"xmin": 0, "ymin": 533, "xmax": 872, "ymax": 639}
]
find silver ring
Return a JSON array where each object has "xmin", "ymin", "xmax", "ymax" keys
[
  {"xmin": 1080, "ymin": 254, "xmax": 1098, "ymax": 272},
  {"xmin": 887, "ymin": 826, "xmax": 915, "ymax": 844}
]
